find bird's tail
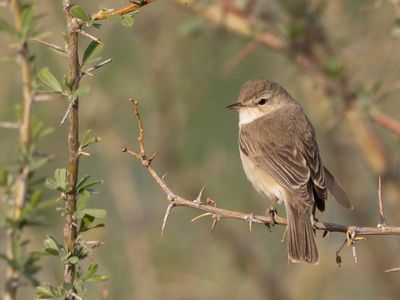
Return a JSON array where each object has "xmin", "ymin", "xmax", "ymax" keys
[{"xmin": 285, "ymin": 202, "xmax": 319, "ymax": 264}]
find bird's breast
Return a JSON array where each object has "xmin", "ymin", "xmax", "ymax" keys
[{"xmin": 239, "ymin": 150, "xmax": 285, "ymax": 204}]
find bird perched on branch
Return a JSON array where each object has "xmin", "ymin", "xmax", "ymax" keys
[{"xmin": 227, "ymin": 78, "xmax": 352, "ymax": 264}]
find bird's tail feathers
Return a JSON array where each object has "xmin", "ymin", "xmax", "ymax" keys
[{"xmin": 286, "ymin": 202, "xmax": 319, "ymax": 264}]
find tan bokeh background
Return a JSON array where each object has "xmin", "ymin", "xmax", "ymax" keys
[{"xmin": 1, "ymin": 1, "xmax": 400, "ymax": 299}]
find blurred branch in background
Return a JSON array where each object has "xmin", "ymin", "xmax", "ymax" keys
[
  {"xmin": 123, "ymin": 100, "xmax": 400, "ymax": 266},
  {"xmin": 5, "ymin": 0, "xmax": 34, "ymax": 298},
  {"xmin": 179, "ymin": 0, "xmax": 400, "ymax": 196},
  {"xmin": 0, "ymin": 0, "xmax": 50, "ymax": 299}
]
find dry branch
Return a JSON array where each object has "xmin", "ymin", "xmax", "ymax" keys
[
  {"xmin": 75, "ymin": 0, "xmax": 157, "ymax": 26},
  {"xmin": 5, "ymin": 0, "xmax": 34, "ymax": 299},
  {"xmin": 123, "ymin": 101, "xmax": 400, "ymax": 265}
]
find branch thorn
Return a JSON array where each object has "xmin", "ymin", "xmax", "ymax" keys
[
  {"xmin": 161, "ymin": 202, "xmax": 175, "ymax": 238},
  {"xmin": 210, "ymin": 214, "xmax": 220, "ymax": 232},
  {"xmin": 191, "ymin": 212, "xmax": 213, "ymax": 223},
  {"xmin": 194, "ymin": 186, "xmax": 205, "ymax": 204}
]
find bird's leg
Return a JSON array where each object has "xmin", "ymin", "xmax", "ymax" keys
[{"xmin": 264, "ymin": 196, "xmax": 278, "ymax": 231}]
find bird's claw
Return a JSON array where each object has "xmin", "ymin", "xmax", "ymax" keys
[{"xmin": 265, "ymin": 207, "xmax": 277, "ymax": 232}]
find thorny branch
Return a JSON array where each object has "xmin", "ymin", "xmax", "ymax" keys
[
  {"xmin": 123, "ymin": 100, "xmax": 400, "ymax": 265},
  {"xmin": 62, "ymin": 0, "xmax": 80, "ymax": 297}
]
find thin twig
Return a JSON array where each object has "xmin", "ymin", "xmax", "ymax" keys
[
  {"xmin": 60, "ymin": 103, "xmax": 73, "ymax": 127},
  {"xmin": 31, "ymin": 38, "xmax": 66, "ymax": 53},
  {"xmin": 75, "ymin": 29, "xmax": 103, "ymax": 44},
  {"xmin": 384, "ymin": 267, "xmax": 400, "ymax": 273},
  {"xmin": 34, "ymin": 93, "xmax": 63, "ymax": 102},
  {"xmin": 81, "ymin": 58, "xmax": 112, "ymax": 77},
  {"xmin": 0, "ymin": 122, "xmax": 20, "ymax": 129},
  {"xmin": 335, "ymin": 238, "xmax": 347, "ymax": 267}
]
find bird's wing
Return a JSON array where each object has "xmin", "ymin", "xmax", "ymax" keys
[
  {"xmin": 299, "ymin": 133, "xmax": 327, "ymax": 205},
  {"xmin": 324, "ymin": 167, "xmax": 353, "ymax": 209},
  {"xmin": 239, "ymin": 125, "xmax": 312, "ymax": 207}
]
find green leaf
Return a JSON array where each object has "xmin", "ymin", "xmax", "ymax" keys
[
  {"xmin": 30, "ymin": 190, "xmax": 42, "ymax": 207},
  {"xmin": 121, "ymin": 15, "xmax": 134, "ymax": 27},
  {"xmin": 0, "ymin": 18, "xmax": 17, "ymax": 36},
  {"xmin": 44, "ymin": 248, "xmax": 59, "ymax": 256},
  {"xmin": 85, "ymin": 274, "xmax": 108, "ymax": 282},
  {"xmin": 80, "ymin": 129, "xmax": 101, "ymax": 149},
  {"xmin": 53, "ymin": 168, "xmax": 71, "ymax": 192},
  {"xmin": 54, "ymin": 168, "xmax": 66, "ymax": 185},
  {"xmin": 77, "ymin": 191, "xmax": 90, "ymax": 211},
  {"xmin": 0, "ymin": 169, "xmax": 9, "ymax": 186},
  {"xmin": 77, "ymin": 174, "xmax": 90, "ymax": 189},
  {"xmin": 63, "ymin": 74, "xmax": 74, "ymax": 92},
  {"xmin": 75, "ymin": 208, "xmax": 107, "ymax": 219},
  {"xmin": 82, "ymin": 41, "xmax": 103, "ymax": 65},
  {"xmin": 81, "ymin": 130, "xmax": 92, "ymax": 148},
  {"xmin": 30, "ymin": 250, "xmax": 50, "ymax": 257},
  {"xmin": 43, "ymin": 235, "xmax": 60, "ymax": 252},
  {"xmin": 68, "ymin": 256, "xmax": 79, "ymax": 264},
  {"xmin": 44, "ymin": 178, "xmax": 57, "ymax": 190},
  {"xmin": 71, "ymin": 5, "xmax": 90, "ymax": 22},
  {"xmin": 21, "ymin": 4, "xmax": 35, "ymax": 39},
  {"xmin": 84, "ymin": 263, "xmax": 98, "ymax": 280},
  {"xmin": 78, "ymin": 180, "xmax": 103, "ymax": 194},
  {"xmin": 78, "ymin": 214, "xmax": 94, "ymax": 233},
  {"xmin": 38, "ymin": 68, "xmax": 63, "ymax": 93},
  {"xmin": 79, "ymin": 222, "xmax": 104, "ymax": 233},
  {"xmin": 74, "ymin": 84, "xmax": 90, "ymax": 98},
  {"xmin": 36, "ymin": 286, "xmax": 55, "ymax": 299}
]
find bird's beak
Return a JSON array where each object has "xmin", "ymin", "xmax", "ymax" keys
[{"xmin": 225, "ymin": 102, "xmax": 243, "ymax": 110}]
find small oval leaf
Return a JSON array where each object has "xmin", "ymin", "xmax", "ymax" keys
[
  {"xmin": 38, "ymin": 68, "xmax": 63, "ymax": 92},
  {"xmin": 71, "ymin": 5, "xmax": 90, "ymax": 22},
  {"xmin": 121, "ymin": 15, "xmax": 134, "ymax": 27}
]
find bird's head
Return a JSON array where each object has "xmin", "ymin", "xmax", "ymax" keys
[{"xmin": 226, "ymin": 78, "xmax": 292, "ymax": 126}]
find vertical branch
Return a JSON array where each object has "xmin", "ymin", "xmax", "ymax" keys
[
  {"xmin": 5, "ymin": 0, "xmax": 34, "ymax": 299},
  {"xmin": 62, "ymin": 0, "xmax": 80, "ymax": 296}
]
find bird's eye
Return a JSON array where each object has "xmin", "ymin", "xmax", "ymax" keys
[{"xmin": 257, "ymin": 98, "xmax": 268, "ymax": 105}]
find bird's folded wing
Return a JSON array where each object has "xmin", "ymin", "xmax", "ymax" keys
[{"xmin": 239, "ymin": 129, "xmax": 312, "ymax": 207}]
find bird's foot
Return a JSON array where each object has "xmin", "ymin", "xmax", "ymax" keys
[{"xmin": 264, "ymin": 207, "xmax": 277, "ymax": 232}]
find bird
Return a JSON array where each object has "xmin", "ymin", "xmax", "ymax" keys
[{"xmin": 226, "ymin": 78, "xmax": 352, "ymax": 264}]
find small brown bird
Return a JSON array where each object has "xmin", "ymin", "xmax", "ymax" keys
[{"xmin": 227, "ymin": 78, "xmax": 352, "ymax": 264}]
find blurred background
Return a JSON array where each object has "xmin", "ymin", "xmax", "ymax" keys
[{"xmin": 1, "ymin": 0, "xmax": 400, "ymax": 299}]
